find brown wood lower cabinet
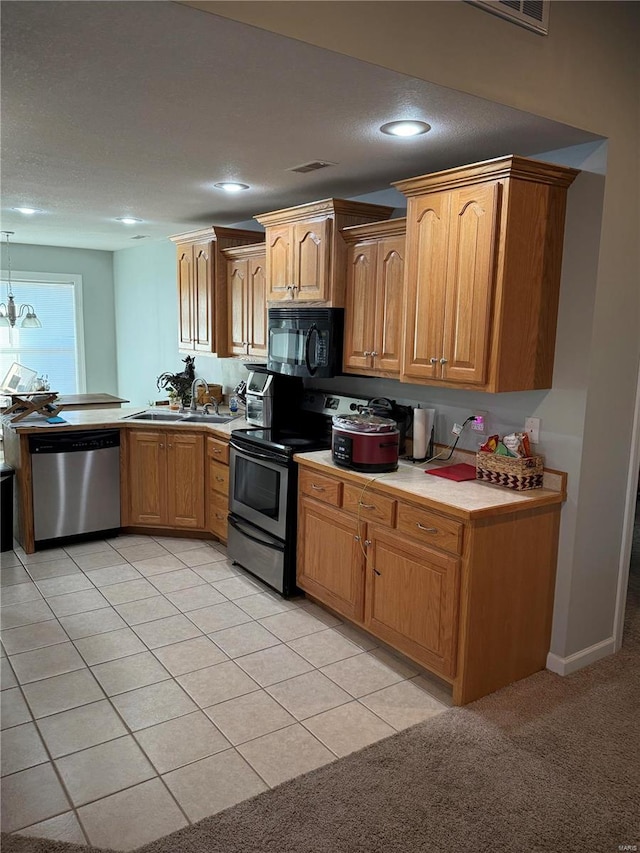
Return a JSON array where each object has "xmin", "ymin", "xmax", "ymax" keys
[
  {"xmin": 297, "ymin": 498, "xmax": 364, "ymax": 622},
  {"xmin": 126, "ymin": 430, "xmax": 204, "ymax": 529},
  {"xmin": 206, "ymin": 436, "xmax": 230, "ymax": 543},
  {"xmin": 296, "ymin": 460, "xmax": 562, "ymax": 705}
]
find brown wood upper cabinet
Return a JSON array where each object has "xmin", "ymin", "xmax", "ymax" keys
[
  {"xmin": 341, "ymin": 219, "xmax": 406, "ymax": 377},
  {"xmin": 255, "ymin": 199, "xmax": 394, "ymax": 306},
  {"xmin": 169, "ymin": 226, "xmax": 264, "ymax": 356},
  {"xmin": 223, "ymin": 244, "xmax": 268, "ymax": 359},
  {"xmin": 394, "ymin": 156, "xmax": 579, "ymax": 392}
]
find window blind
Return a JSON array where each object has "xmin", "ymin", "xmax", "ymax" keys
[{"xmin": 0, "ymin": 276, "xmax": 84, "ymax": 394}]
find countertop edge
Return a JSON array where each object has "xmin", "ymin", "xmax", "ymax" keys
[{"xmin": 294, "ymin": 453, "xmax": 565, "ymax": 521}]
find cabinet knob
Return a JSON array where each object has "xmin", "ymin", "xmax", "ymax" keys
[
  {"xmin": 311, "ymin": 484, "xmax": 325, "ymax": 492},
  {"xmin": 440, "ymin": 357, "xmax": 448, "ymax": 365},
  {"xmin": 430, "ymin": 357, "xmax": 439, "ymax": 364},
  {"xmin": 159, "ymin": 443, "xmax": 164, "ymax": 448},
  {"xmin": 354, "ymin": 535, "xmax": 361, "ymax": 542},
  {"xmin": 359, "ymin": 502, "xmax": 376, "ymax": 511},
  {"xmin": 416, "ymin": 523, "xmax": 438, "ymax": 533},
  {"xmin": 371, "ymin": 351, "xmax": 379, "ymax": 358},
  {"xmin": 363, "ymin": 351, "xmax": 372, "ymax": 357},
  {"xmin": 364, "ymin": 539, "xmax": 372, "ymax": 547},
  {"xmin": 213, "ymin": 449, "xmax": 222, "ymax": 455},
  {"xmin": 216, "ymin": 476, "xmax": 224, "ymax": 483}
]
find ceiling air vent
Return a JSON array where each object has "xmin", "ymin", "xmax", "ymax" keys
[
  {"xmin": 288, "ymin": 160, "xmax": 337, "ymax": 174},
  {"xmin": 466, "ymin": 0, "xmax": 549, "ymax": 35},
  {"xmin": 131, "ymin": 234, "xmax": 149, "ymax": 240}
]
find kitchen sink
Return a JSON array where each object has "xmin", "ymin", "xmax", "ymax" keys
[
  {"xmin": 179, "ymin": 413, "xmax": 240, "ymax": 424},
  {"xmin": 124, "ymin": 410, "xmax": 240, "ymax": 424},
  {"xmin": 124, "ymin": 411, "xmax": 185, "ymax": 421}
]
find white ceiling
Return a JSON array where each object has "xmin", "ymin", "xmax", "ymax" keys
[{"xmin": 1, "ymin": 1, "xmax": 600, "ymax": 252}]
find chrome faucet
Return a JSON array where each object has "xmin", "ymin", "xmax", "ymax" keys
[
  {"xmin": 203, "ymin": 400, "xmax": 220, "ymax": 415},
  {"xmin": 189, "ymin": 377, "xmax": 207, "ymax": 412}
]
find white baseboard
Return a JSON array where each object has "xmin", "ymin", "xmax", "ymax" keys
[{"xmin": 546, "ymin": 636, "xmax": 616, "ymax": 675}]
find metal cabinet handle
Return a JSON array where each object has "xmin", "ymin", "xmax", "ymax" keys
[
  {"xmin": 364, "ymin": 539, "xmax": 372, "ymax": 546},
  {"xmin": 430, "ymin": 357, "xmax": 439, "ymax": 364},
  {"xmin": 416, "ymin": 523, "xmax": 438, "ymax": 533},
  {"xmin": 215, "ymin": 513, "xmax": 225, "ymax": 520},
  {"xmin": 359, "ymin": 502, "xmax": 376, "ymax": 510},
  {"xmin": 371, "ymin": 351, "xmax": 379, "ymax": 357},
  {"xmin": 215, "ymin": 476, "xmax": 225, "ymax": 483},
  {"xmin": 354, "ymin": 535, "xmax": 361, "ymax": 542},
  {"xmin": 159, "ymin": 443, "xmax": 164, "ymax": 448},
  {"xmin": 373, "ymin": 567, "xmax": 381, "ymax": 576},
  {"xmin": 440, "ymin": 357, "xmax": 448, "ymax": 365},
  {"xmin": 363, "ymin": 351, "xmax": 372, "ymax": 357},
  {"xmin": 212, "ymin": 448, "xmax": 222, "ymax": 455},
  {"xmin": 311, "ymin": 484, "xmax": 325, "ymax": 491}
]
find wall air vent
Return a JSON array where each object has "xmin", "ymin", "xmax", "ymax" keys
[
  {"xmin": 466, "ymin": 0, "xmax": 549, "ymax": 35},
  {"xmin": 288, "ymin": 160, "xmax": 337, "ymax": 174},
  {"xmin": 131, "ymin": 235, "xmax": 149, "ymax": 240}
]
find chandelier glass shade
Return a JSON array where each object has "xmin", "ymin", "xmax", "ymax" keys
[{"xmin": 0, "ymin": 231, "xmax": 42, "ymax": 328}]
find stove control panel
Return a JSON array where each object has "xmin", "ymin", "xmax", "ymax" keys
[{"xmin": 302, "ymin": 391, "xmax": 370, "ymax": 418}]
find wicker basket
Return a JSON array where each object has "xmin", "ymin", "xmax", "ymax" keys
[{"xmin": 476, "ymin": 451, "xmax": 544, "ymax": 491}]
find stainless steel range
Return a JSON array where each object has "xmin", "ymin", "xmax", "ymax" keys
[{"xmin": 228, "ymin": 389, "xmax": 372, "ymax": 596}]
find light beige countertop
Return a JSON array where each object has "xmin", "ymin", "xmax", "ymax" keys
[
  {"xmin": 2, "ymin": 407, "xmax": 251, "ymax": 440},
  {"xmin": 294, "ymin": 449, "xmax": 566, "ymax": 521}
]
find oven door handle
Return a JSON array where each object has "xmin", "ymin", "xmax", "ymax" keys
[
  {"xmin": 229, "ymin": 440, "xmax": 286, "ymax": 464},
  {"xmin": 305, "ymin": 324, "xmax": 319, "ymax": 376},
  {"xmin": 228, "ymin": 515, "xmax": 284, "ymax": 552}
]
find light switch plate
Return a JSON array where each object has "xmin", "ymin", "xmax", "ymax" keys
[{"xmin": 524, "ymin": 417, "xmax": 541, "ymax": 444}]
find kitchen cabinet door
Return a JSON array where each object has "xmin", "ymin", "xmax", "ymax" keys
[
  {"xmin": 342, "ymin": 220, "xmax": 406, "ymax": 377},
  {"xmin": 228, "ymin": 258, "xmax": 248, "ymax": 357},
  {"xmin": 166, "ymin": 432, "xmax": 205, "ymax": 529},
  {"xmin": 343, "ymin": 241, "xmax": 377, "ymax": 372},
  {"xmin": 177, "ymin": 243, "xmax": 194, "ymax": 350},
  {"xmin": 297, "ymin": 497, "xmax": 365, "ymax": 622},
  {"xmin": 248, "ymin": 255, "xmax": 267, "ymax": 358},
  {"xmin": 402, "ymin": 191, "xmax": 451, "ymax": 382},
  {"xmin": 293, "ymin": 218, "xmax": 331, "ymax": 302},
  {"xmin": 364, "ymin": 526, "xmax": 460, "ymax": 678},
  {"xmin": 373, "ymin": 235, "xmax": 404, "ymax": 375},
  {"xmin": 127, "ymin": 430, "xmax": 168, "ymax": 526},
  {"xmin": 193, "ymin": 240, "xmax": 213, "ymax": 352},
  {"xmin": 266, "ymin": 224, "xmax": 294, "ymax": 301},
  {"xmin": 440, "ymin": 183, "xmax": 499, "ymax": 385}
]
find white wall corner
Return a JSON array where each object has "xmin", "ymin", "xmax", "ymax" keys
[{"xmin": 546, "ymin": 636, "xmax": 616, "ymax": 676}]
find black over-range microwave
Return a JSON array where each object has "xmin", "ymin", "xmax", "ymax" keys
[{"xmin": 267, "ymin": 307, "xmax": 344, "ymax": 379}]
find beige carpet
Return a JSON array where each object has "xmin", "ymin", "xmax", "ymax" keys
[{"xmin": 3, "ymin": 573, "xmax": 639, "ymax": 853}]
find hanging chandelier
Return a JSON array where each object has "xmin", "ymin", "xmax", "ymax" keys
[{"xmin": 0, "ymin": 231, "xmax": 42, "ymax": 328}]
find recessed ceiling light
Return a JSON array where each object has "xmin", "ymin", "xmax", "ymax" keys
[
  {"xmin": 380, "ymin": 120, "xmax": 431, "ymax": 137},
  {"xmin": 13, "ymin": 207, "xmax": 43, "ymax": 215},
  {"xmin": 214, "ymin": 182, "xmax": 250, "ymax": 193},
  {"xmin": 116, "ymin": 216, "xmax": 143, "ymax": 225}
]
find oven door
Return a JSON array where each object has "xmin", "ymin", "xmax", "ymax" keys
[{"xmin": 229, "ymin": 443, "xmax": 289, "ymax": 540}]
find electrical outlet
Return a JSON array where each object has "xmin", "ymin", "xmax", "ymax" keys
[
  {"xmin": 471, "ymin": 411, "xmax": 488, "ymax": 434},
  {"xmin": 524, "ymin": 416, "xmax": 541, "ymax": 444}
]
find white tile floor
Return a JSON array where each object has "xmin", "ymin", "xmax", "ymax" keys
[{"xmin": 0, "ymin": 534, "xmax": 451, "ymax": 850}]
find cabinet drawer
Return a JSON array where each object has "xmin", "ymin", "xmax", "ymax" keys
[
  {"xmin": 342, "ymin": 483, "xmax": 396, "ymax": 526},
  {"xmin": 299, "ymin": 469, "xmax": 342, "ymax": 506},
  {"xmin": 209, "ymin": 491, "xmax": 228, "ymax": 540},
  {"xmin": 207, "ymin": 436, "xmax": 229, "ymax": 465},
  {"xmin": 396, "ymin": 502, "xmax": 463, "ymax": 555},
  {"xmin": 209, "ymin": 460, "xmax": 229, "ymax": 496}
]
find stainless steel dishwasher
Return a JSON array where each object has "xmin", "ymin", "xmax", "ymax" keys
[{"xmin": 29, "ymin": 429, "xmax": 121, "ymax": 544}]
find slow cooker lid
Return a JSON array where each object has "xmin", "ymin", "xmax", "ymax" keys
[{"xmin": 332, "ymin": 413, "xmax": 397, "ymax": 433}]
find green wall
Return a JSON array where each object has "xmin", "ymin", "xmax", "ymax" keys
[
  {"xmin": 0, "ymin": 241, "xmax": 117, "ymax": 394},
  {"xmin": 112, "ymin": 239, "xmax": 179, "ymax": 406}
]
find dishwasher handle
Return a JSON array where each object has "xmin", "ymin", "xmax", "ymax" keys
[{"xmin": 28, "ymin": 429, "xmax": 120, "ymax": 454}]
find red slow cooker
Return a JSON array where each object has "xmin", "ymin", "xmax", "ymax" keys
[{"xmin": 332, "ymin": 413, "xmax": 399, "ymax": 473}]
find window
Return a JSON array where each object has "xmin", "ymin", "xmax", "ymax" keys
[{"xmin": 0, "ymin": 271, "xmax": 86, "ymax": 394}]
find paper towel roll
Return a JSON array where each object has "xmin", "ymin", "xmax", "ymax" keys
[{"xmin": 413, "ymin": 407, "xmax": 435, "ymax": 460}]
